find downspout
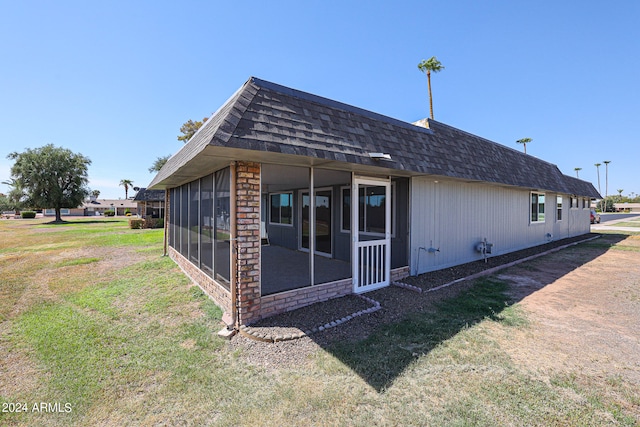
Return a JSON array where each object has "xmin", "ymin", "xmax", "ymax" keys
[
  {"xmin": 163, "ymin": 188, "xmax": 169, "ymax": 256},
  {"xmin": 230, "ymin": 162, "xmax": 238, "ymax": 330}
]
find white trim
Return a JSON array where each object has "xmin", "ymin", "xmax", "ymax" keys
[
  {"xmin": 530, "ymin": 191, "xmax": 546, "ymax": 224},
  {"xmin": 340, "ymin": 182, "xmax": 396, "ymax": 238},
  {"xmin": 353, "ymin": 176, "xmax": 391, "ymax": 293}
]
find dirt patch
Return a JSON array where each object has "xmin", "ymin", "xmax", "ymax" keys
[
  {"xmin": 496, "ymin": 244, "xmax": 640, "ymax": 386},
  {"xmin": 229, "ymin": 233, "xmax": 640, "ymax": 387}
]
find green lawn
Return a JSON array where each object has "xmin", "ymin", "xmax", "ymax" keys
[{"xmin": 0, "ymin": 218, "xmax": 638, "ymax": 426}]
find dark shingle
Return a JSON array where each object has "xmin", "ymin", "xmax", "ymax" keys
[{"xmin": 149, "ymin": 77, "xmax": 600, "ymax": 198}]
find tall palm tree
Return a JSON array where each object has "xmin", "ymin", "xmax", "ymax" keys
[
  {"xmin": 574, "ymin": 167, "xmax": 582, "ymax": 178},
  {"xmin": 516, "ymin": 137, "xmax": 532, "ymax": 154},
  {"xmin": 594, "ymin": 163, "xmax": 602, "ymax": 195},
  {"xmin": 603, "ymin": 160, "xmax": 611, "ymax": 212},
  {"xmin": 617, "ymin": 189, "xmax": 624, "ymax": 201},
  {"xmin": 119, "ymin": 179, "xmax": 134, "ymax": 199},
  {"xmin": 603, "ymin": 160, "xmax": 611, "ymax": 197},
  {"xmin": 417, "ymin": 57, "xmax": 445, "ymax": 120}
]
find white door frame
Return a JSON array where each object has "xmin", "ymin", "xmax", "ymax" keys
[{"xmin": 352, "ymin": 175, "xmax": 391, "ymax": 293}]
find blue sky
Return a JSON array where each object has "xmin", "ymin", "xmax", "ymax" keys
[{"xmin": 1, "ymin": 1, "xmax": 638, "ymax": 200}]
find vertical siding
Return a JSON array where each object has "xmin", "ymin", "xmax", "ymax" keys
[{"xmin": 410, "ymin": 177, "xmax": 591, "ymax": 275}]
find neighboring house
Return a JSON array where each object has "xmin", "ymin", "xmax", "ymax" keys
[
  {"xmin": 45, "ymin": 198, "xmax": 138, "ymax": 217},
  {"xmin": 148, "ymin": 77, "xmax": 600, "ymax": 328},
  {"xmin": 43, "ymin": 207, "xmax": 86, "ymax": 216},
  {"xmin": 133, "ymin": 188, "xmax": 165, "ymax": 219},
  {"xmin": 84, "ymin": 198, "xmax": 138, "ymax": 216},
  {"xmin": 613, "ymin": 203, "xmax": 640, "ymax": 213}
]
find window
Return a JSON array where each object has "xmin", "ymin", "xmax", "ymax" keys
[
  {"xmin": 341, "ymin": 184, "xmax": 395, "ymax": 236},
  {"xmin": 270, "ymin": 192, "xmax": 293, "ymax": 225},
  {"xmin": 189, "ymin": 180, "xmax": 200, "ymax": 264},
  {"xmin": 200, "ymin": 174, "xmax": 214, "ymax": 277},
  {"xmin": 571, "ymin": 196, "xmax": 578, "ymax": 208},
  {"xmin": 214, "ymin": 168, "xmax": 231, "ymax": 287},
  {"xmin": 531, "ymin": 192, "xmax": 545, "ymax": 223},
  {"xmin": 583, "ymin": 198, "xmax": 588, "ymax": 209},
  {"xmin": 557, "ymin": 195, "xmax": 563, "ymax": 221},
  {"xmin": 180, "ymin": 184, "xmax": 189, "ymax": 258}
]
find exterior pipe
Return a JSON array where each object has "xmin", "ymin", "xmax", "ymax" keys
[{"xmin": 230, "ymin": 161, "xmax": 238, "ymax": 330}]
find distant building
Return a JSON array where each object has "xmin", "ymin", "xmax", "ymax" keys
[
  {"xmin": 133, "ymin": 188, "xmax": 165, "ymax": 219},
  {"xmin": 43, "ymin": 198, "xmax": 138, "ymax": 217}
]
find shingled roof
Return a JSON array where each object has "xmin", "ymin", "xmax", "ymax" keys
[
  {"xmin": 149, "ymin": 77, "xmax": 600, "ymax": 198},
  {"xmin": 132, "ymin": 188, "xmax": 165, "ymax": 202}
]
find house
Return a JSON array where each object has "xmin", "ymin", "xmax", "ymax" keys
[
  {"xmin": 133, "ymin": 188, "xmax": 165, "ymax": 219},
  {"xmin": 44, "ymin": 198, "xmax": 139, "ymax": 217},
  {"xmin": 84, "ymin": 198, "xmax": 138, "ymax": 216},
  {"xmin": 613, "ymin": 202, "xmax": 640, "ymax": 213},
  {"xmin": 148, "ymin": 77, "xmax": 600, "ymax": 328}
]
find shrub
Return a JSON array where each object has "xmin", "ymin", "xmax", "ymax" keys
[
  {"xmin": 144, "ymin": 218, "xmax": 164, "ymax": 229},
  {"xmin": 128, "ymin": 218, "xmax": 144, "ymax": 229},
  {"xmin": 21, "ymin": 211, "xmax": 36, "ymax": 219},
  {"xmin": 124, "ymin": 209, "xmax": 131, "ymax": 215},
  {"xmin": 104, "ymin": 210, "xmax": 115, "ymax": 217}
]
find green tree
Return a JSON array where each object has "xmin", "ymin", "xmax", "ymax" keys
[
  {"xmin": 177, "ymin": 117, "xmax": 208, "ymax": 143},
  {"xmin": 149, "ymin": 155, "xmax": 170, "ymax": 173},
  {"xmin": 91, "ymin": 189, "xmax": 101, "ymax": 198},
  {"xmin": 516, "ymin": 137, "xmax": 532, "ymax": 154},
  {"xmin": 417, "ymin": 57, "xmax": 445, "ymax": 120},
  {"xmin": 574, "ymin": 167, "xmax": 582, "ymax": 178},
  {"xmin": 119, "ymin": 179, "xmax": 134, "ymax": 199},
  {"xmin": 7, "ymin": 144, "xmax": 90, "ymax": 222},
  {"xmin": 1, "ymin": 178, "xmax": 24, "ymax": 214},
  {"xmin": 0, "ymin": 193, "xmax": 11, "ymax": 213}
]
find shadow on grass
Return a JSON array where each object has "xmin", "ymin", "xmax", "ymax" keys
[
  {"xmin": 328, "ymin": 279, "xmax": 512, "ymax": 391},
  {"xmin": 327, "ymin": 233, "xmax": 630, "ymax": 391},
  {"xmin": 36, "ymin": 219, "xmax": 124, "ymax": 225},
  {"xmin": 253, "ymin": 233, "xmax": 630, "ymax": 392}
]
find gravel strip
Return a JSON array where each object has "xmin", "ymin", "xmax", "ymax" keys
[{"xmin": 227, "ymin": 234, "xmax": 598, "ymax": 368}]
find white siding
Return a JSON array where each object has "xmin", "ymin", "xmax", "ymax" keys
[{"xmin": 409, "ymin": 177, "xmax": 591, "ymax": 275}]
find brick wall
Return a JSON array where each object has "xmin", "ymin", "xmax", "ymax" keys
[
  {"xmin": 255, "ymin": 266, "xmax": 409, "ymax": 323},
  {"xmin": 235, "ymin": 161, "xmax": 262, "ymax": 325},
  {"xmin": 168, "ymin": 246, "xmax": 232, "ymax": 313}
]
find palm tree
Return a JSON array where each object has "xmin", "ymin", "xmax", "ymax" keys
[
  {"xmin": 119, "ymin": 179, "xmax": 134, "ymax": 199},
  {"xmin": 1, "ymin": 178, "xmax": 22, "ymax": 214},
  {"xmin": 574, "ymin": 167, "xmax": 582, "ymax": 178},
  {"xmin": 603, "ymin": 160, "xmax": 611, "ymax": 212},
  {"xmin": 617, "ymin": 189, "xmax": 624, "ymax": 201},
  {"xmin": 91, "ymin": 189, "xmax": 101, "ymax": 198},
  {"xmin": 516, "ymin": 137, "xmax": 532, "ymax": 154},
  {"xmin": 594, "ymin": 163, "xmax": 602, "ymax": 194},
  {"xmin": 603, "ymin": 160, "xmax": 611, "ymax": 197},
  {"xmin": 417, "ymin": 57, "xmax": 445, "ymax": 120}
]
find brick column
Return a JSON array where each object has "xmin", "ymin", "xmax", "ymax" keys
[{"xmin": 235, "ymin": 161, "xmax": 261, "ymax": 325}]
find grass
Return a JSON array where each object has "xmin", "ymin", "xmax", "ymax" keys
[{"xmin": 0, "ymin": 218, "xmax": 638, "ymax": 426}]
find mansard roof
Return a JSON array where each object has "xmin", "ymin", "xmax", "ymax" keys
[{"xmin": 149, "ymin": 77, "xmax": 600, "ymax": 198}]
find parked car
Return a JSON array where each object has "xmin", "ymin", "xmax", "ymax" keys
[{"xmin": 590, "ymin": 210, "xmax": 601, "ymax": 224}]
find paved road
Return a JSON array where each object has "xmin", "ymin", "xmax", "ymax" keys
[
  {"xmin": 597, "ymin": 213, "xmax": 640, "ymax": 223},
  {"xmin": 591, "ymin": 213, "xmax": 640, "ymax": 232}
]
